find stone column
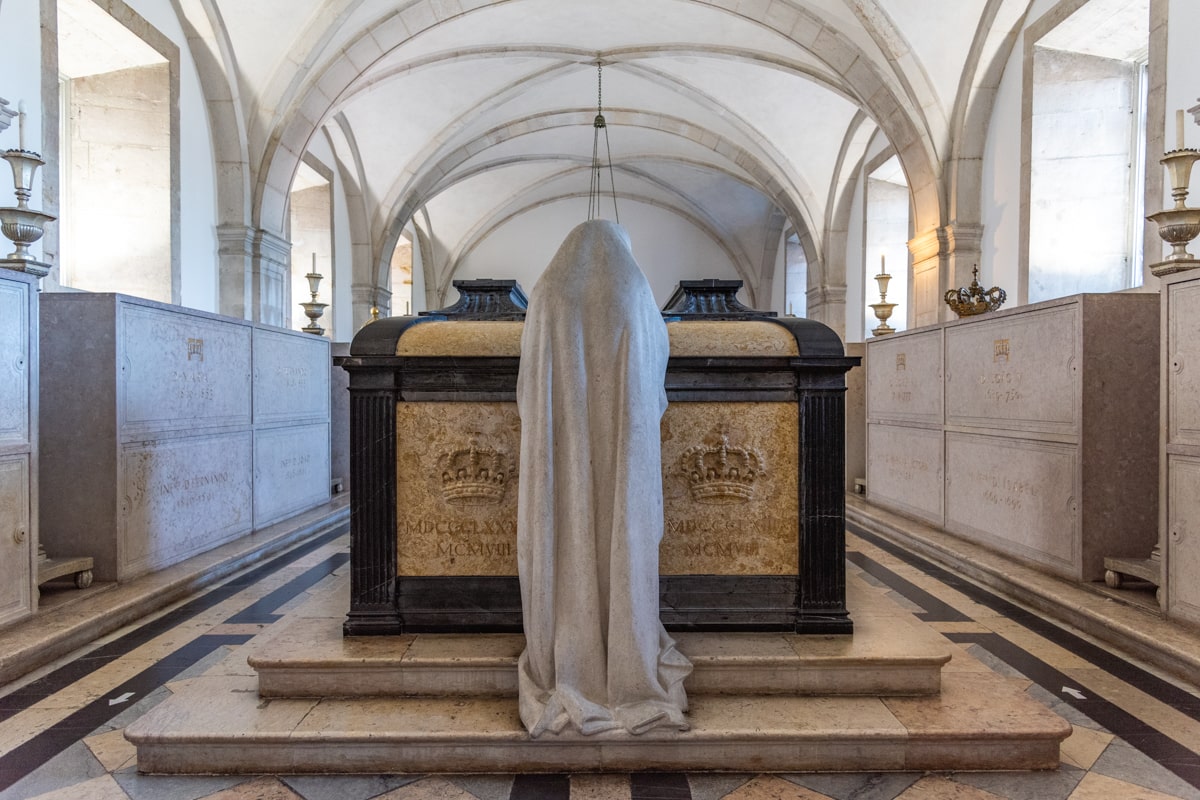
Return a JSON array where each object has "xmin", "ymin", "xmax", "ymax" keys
[
  {"xmin": 908, "ymin": 222, "xmax": 984, "ymax": 327},
  {"xmin": 806, "ymin": 285, "xmax": 847, "ymax": 340},
  {"xmin": 217, "ymin": 225, "xmax": 290, "ymax": 326},
  {"xmin": 352, "ymin": 281, "xmax": 391, "ymax": 330}
]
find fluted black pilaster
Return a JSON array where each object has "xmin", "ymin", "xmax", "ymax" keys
[
  {"xmin": 344, "ymin": 386, "xmax": 402, "ymax": 635},
  {"xmin": 796, "ymin": 386, "xmax": 852, "ymax": 633}
]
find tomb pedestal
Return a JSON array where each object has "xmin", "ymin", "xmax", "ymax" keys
[
  {"xmin": 1163, "ymin": 270, "xmax": 1200, "ymax": 625},
  {"xmin": 0, "ymin": 271, "xmax": 38, "ymax": 627},
  {"xmin": 339, "ymin": 279, "xmax": 859, "ymax": 635},
  {"xmin": 39, "ymin": 294, "xmax": 331, "ymax": 583},
  {"xmin": 866, "ymin": 294, "xmax": 1159, "ymax": 582},
  {"xmin": 123, "ymin": 570, "xmax": 1072, "ymax": 774}
]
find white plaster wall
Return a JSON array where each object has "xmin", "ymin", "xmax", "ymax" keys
[
  {"xmin": 289, "ymin": 184, "xmax": 332, "ymax": 333},
  {"xmin": 0, "ymin": 2, "xmax": 46, "ymax": 260},
  {"xmin": 865, "ymin": 179, "xmax": 911, "ymax": 335},
  {"xmin": 1164, "ymin": 0, "xmax": 1200, "ymax": 213},
  {"xmin": 455, "ymin": 200, "xmax": 741, "ymax": 308},
  {"xmin": 65, "ymin": 65, "xmax": 172, "ymax": 303},
  {"xmin": 305, "ymin": 135, "xmax": 355, "ymax": 342},
  {"xmin": 980, "ymin": 28, "xmax": 1026, "ymax": 302},
  {"xmin": 115, "ymin": 0, "xmax": 219, "ymax": 313},
  {"xmin": 1028, "ymin": 48, "xmax": 1137, "ymax": 302}
]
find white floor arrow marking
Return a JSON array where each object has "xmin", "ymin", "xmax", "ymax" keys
[
  {"xmin": 1062, "ymin": 687, "xmax": 1086, "ymax": 700},
  {"xmin": 108, "ymin": 692, "xmax": 135, "ymax": 706}
]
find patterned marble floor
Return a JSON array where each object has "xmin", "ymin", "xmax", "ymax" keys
[{"xmin": 1, "ymin": 522, "xmax": 1198, "ymax": 800}]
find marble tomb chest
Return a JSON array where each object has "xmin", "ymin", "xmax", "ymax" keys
[{"xmin": 340, "ymin": 280, "xmax": 859, "ymax": 634}]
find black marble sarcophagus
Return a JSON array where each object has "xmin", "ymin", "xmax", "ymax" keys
[{"xmin": 339, "ymin": 279, "xmax": 859, "ymax": 635}]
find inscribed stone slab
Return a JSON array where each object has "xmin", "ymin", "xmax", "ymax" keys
[
  {"xmin": 119, "ymin": 431, "xmax": 254, "ymax": 580},
  {"xmin": 659, "ymin": 402, "xmax": 798, "ymax": 575},
  {"xmin": 866, "ymin": 423, "xmax": 943, "ymax": 525},
  {"xmin": 945, "ymin": 304, "xmax": 1078, "ymax": 435},
  {"xmin": 1167, "ymin": 455, "xmax": 1200, "ymax": 625},
  {"xmin": 866, "ymin": 329, "xmax": 942, "ymax": 424},
  {"xmin": 1168, "ymin": 282, "xmax": 1200, "ymax": 447},
  {"xmin": 252, "ymin": 328, "xmax": 331, "ymax": 425},
  {"xmin": 945, "ymin": 432, "xmax": 1079, "ymax": 577},
  {"xmin": 0, "ymin": 278, "xmax": 29, "ymax": 448},
  {"xmin": 396, "ymin": 402, "xmax": 521, "ymax": 576},
  {"xmin": 394, "ymin": 401, "xmax": 798, "ymax": 577},
  {"xmin": 119, "ymin": 303, "xmax": 252, "ymax": 439},
  {"xmin": 254, "ymin": 422, "xmax": 331, "ymax": 527},
  {"xmin": 0, "ymin": 454, "xmax": 31, "ymax": 625}
]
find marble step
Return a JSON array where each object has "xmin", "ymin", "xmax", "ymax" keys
[
  {"xmin": 247, "ymin": 611, "xmax": 953, "ymax": 699},
  {"xmin": 125, "ymin": 669, "xmax": 1071, "ymax": 774}
]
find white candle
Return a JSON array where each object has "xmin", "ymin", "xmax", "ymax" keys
[
  {"xmin": 881, "ymin": 254, "xmax": 887, "ymax": 275},
  {"xmin": 17, "ymin": 101, "xmax": 25, "ymax": 151},
  {"xmin": 1178, "ymin": 109, "xmax": 1186, "ymax": 151},
  {"xmin": 311, "ymin": 252, "xmax": 316, "ymax": 271}
]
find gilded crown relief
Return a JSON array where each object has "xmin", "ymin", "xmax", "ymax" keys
[
  {"xmin": 678, "ymin": 426, "xmax": 766, "ymax": 504},
  {"xmin": 437, "ymin": 438, "xmax": 511, "ymax": 505}
]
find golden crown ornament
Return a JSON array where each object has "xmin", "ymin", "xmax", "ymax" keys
[{"xmin": 944, "ymin": 266, "xmax": 1006, "ymax": 318}]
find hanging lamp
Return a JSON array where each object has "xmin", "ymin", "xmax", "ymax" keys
[{"xmin": 587, "ymin": 62, "xmax": 619, "ymax": 223}]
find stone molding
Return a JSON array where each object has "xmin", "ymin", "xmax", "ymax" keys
[
  {"xmin": 215, "ymin": 225, "xmax": 291, "ymax": 326},
  {"xmin": 0, "ymin": 98, "xmax": 14, "ymax": 132}
]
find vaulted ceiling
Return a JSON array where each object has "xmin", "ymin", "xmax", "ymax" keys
[{"xmin": 190, "ymin": 0, "xmax": 1019, "ymax": 305}]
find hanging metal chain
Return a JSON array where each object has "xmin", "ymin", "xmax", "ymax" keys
[{"xmin": 587, "ymin": 62, "xmax": 619, "ymax": 223}]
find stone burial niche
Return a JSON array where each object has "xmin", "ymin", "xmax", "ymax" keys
[{"xmin": 339, "ymin": 279, "xmax": 859, "ymax": 635}]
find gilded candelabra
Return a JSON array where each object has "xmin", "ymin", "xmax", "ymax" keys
[
  {"xmin": 300, "ymin": 270, "xmax": 328, "ymax": 335},
  {"xmin": 1147, "ymin": 110, "xmax": 1200, "ymax": 276},
  {"xmin": 869, "ymin": 257, "xmax": 897, "ymax": 336},
  {"xmin": 1147, "ymin": 149, "xmax": 1200, "ymax": 276},
  {"xmin": 1, "ymin": 106, "xmax": 55, "ymax": 277}
]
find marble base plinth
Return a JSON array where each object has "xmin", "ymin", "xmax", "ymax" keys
[
  {"xmin": 124, "ymin": 573, "xmax": 1070, "ymax": 774},
  {"xmin": 1150, "ymin": 257, "xmax": 1200, "ymax": 277},
  {"xmin": 249, "ymin": 611, "xmax": 950, "ymax": 699},
  {"xmin": 127, "ymin": 671, "xmax": 1067, "ymax": 774},
  {"xmin": 0, "ymin": 258, "xmax": 50, "ymax": 277}
]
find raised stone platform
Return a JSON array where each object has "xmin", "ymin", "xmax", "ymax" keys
[
  {"xmin": 248, "ymin": 610, "xmax": 952, "ymax": 699},
  {"xmin": 123, "ymin": 572, "xmax": 1071, "ymax": 774},
  {"xmin": 127, "ymin": 672, "xmax": 1066, "ymax": 774}
]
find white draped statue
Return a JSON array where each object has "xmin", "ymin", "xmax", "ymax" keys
[{"xmin": 515, "ymin": 219, "xmax": 692, "ymax": 738}]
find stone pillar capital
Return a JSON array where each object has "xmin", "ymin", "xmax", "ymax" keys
[
  {"xmin": 907, "ymin": 223, "xmax": 986, "ymax": 326},
  {"xmin": 216, "ymin": 225, "xmax": 290, "ymax": 326}
]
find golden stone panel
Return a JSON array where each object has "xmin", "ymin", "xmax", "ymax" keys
[
  {"xmin": 666, "ymin": 321, "xmax": 799, "ymax": 357},
  {"xmin": 395, "ymin": 321, "xmax": 524, "ymax": 357},
  {"xmin": 394, "ymin": 319, "xmax": 799, "ymax": 358},
  {"xmin": 659, "ymin": 402, "xmax": 798, "ymax": 575},
  {"xmin": 396, "ymin": 401, "xmax": 799, "ymax": 577},
  {"xmin": 396, "ymin": 403, "xmax": 521, "ymax": 576}
]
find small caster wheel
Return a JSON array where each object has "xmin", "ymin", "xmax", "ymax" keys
[
  {"xmin": 75, "ymin": 569, "xmax": 93, "ymax": 589},
  {"xmin": 1104, "ymin": 569, "xmax": 1122, "ymax": 589}
]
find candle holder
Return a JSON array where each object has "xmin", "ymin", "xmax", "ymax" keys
[
  {"xmin": 1147, "ymin": 148, "xmax": 1200, "ymax": 277},
  {"xmin": 869, "ymin": 269, "xmax": 897, "ymax": 336},
  {"xmin": 0, "ymin": 149, "xmax": 55, "ymax": 277},
  {"xmin": 300, "ymin": 271, "xmax": 328, "ymax": 335}
]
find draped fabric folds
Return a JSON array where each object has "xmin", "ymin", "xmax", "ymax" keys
[{"xmin": 516, "ymin": 219, "xmax": 692, "ymax": 738}]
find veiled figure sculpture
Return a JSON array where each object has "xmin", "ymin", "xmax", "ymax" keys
[{"xmin": 516, "ymin": 219, "xmax": 692, "ymax": 737}]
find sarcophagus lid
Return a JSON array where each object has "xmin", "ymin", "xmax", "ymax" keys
[{"xmin": 342, "ymin": 278, "xmax": 858, "ymax": 635}]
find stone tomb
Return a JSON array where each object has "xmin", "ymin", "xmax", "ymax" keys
[
  {"xmin": 0, "ymin": 271, "xmax": 38, "ymax": 628},
  {"xmin": 340, "ymin": 280, "xmax": 859, "ymax": 634},
  {"xmin": 866, "ymin": 293, "xmax": 1159, "ymax": 583},
  {"xmin": 39, "ymin": 294, "xmax": 332, "ymax": 583}
]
